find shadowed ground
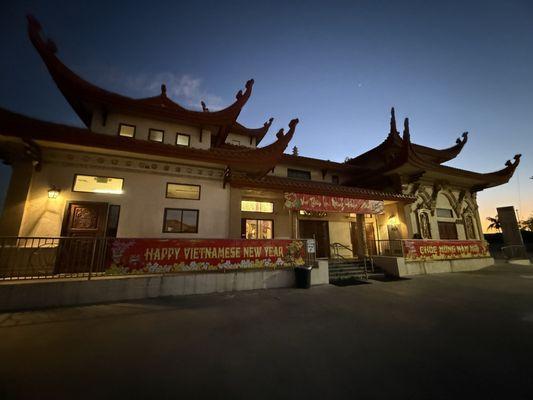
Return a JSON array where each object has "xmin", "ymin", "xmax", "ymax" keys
[{"xmin": 1, "ymin": 263, "xmax": 533, "ymax": 399}]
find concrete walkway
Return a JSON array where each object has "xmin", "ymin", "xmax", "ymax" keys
[{"xmin": 1, "ymin": 263, "xmax": 533, "ymax": 399}]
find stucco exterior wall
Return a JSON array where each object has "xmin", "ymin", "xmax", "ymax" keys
[
  {"xmin": 90, "ymin": 111, "xmax": 212, "ymax": 150},
  {"xmin": 328, "ymin": 221, "xmax": 352, "ymax": 257},
  {"xmin": 18, "ymin": 149, "xmax": 230, "ymax": 238},
  {"xmin": 270, "ymin": 163, "xmax": 339, "ymax": 184},
  {"xmin": 225, "ymin": 132, "xmax": 255, "ymax": 148},
  {"xmin": 376, "ymin": 202, "xmax": 409, "ymax": 241},
  {"xmin": 0, "ymin": 162, "xmax": 34, "ymax": 236}
]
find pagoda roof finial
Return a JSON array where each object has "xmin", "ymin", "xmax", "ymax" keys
[
  {"xmin": 161, "ymin": 84, "xmax": 167, "ymax": 97},
  {"xmin": 403, "ymin": 117, "xmax": 410, "ymax": 142},
  {"xmin": 390, "ymin": 107, "xmax": 398, "ymax": 134}
]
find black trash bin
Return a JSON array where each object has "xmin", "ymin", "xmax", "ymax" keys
[{"xmin": 295, "ymin": 265, "xmax": 312, "ymax": 289}]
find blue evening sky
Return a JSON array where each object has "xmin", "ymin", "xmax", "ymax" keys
[{"xmin": 1, "ymin": 0, "xmax": 532, "ymax": 229}]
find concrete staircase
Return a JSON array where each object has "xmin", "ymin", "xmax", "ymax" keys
[{"xmin": 328, "ymin": 259, "xmax": 369, "ymax": 282}]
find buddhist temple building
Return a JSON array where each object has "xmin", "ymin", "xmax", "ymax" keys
[{"xmin": 0, "ymin": 16, "xmax": 521, "ymax": 279}]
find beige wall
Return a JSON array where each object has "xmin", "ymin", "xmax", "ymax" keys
[
  {"xmin": 270, "ymin": 163, "xmax": 340, "ymax": 184},
  {"xmin": 0, "ymin": 162, "xmax": 34, "ymax": 236},
  {"xmin": 91, "ymin": 111, "xmax": 259, "ymax": 150},
  {"xmin": 328, "ymin": 221, "xmax": 352, "ymax": 257},
  {"xmin": 376, "ymin": 202, "xmax": 409, "ymax": 241},
  {"xmin": 19, "ymin": 150, "xmax": 230, "ymax": 238},
  {"xmin": 90, "ymin": 111, "xmax": 212, "ymax": 150},
  {"xmin": 226, "ymin": 132, "xmax": 255, "ymax": 148}
]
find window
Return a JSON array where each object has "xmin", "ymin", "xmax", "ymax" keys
[
  {"xmin": 176, "ymin": 133, "xmax": 190, "ymax": 146},
  {"xmin": 149, "ymin": 129, "xmax": 164, "ymax": 142},
  {"xmin": 436, "ymin": 208, "xmax": 454, "ymax": 218},
  {"xmin": 242, "ymin": 219, "xmax": 273, "ymax": 239},
  {"xmin": 72, "ymin": 174, "xmax": 124, "ymax": 194},
  {"xmin": 118, "ymin": 123, "xmax": 135, "ymax": 138},
  {"xmin": 163, "ymin": 208, "xmax": 199, "ymax": 233},
  {"xmin": 287, "ymin": 168, "xmax": 311, "ymax": 180},
  {"xmin": 241, "ymin": 200, "xmax": 274, "ymax": 213},
  {"xmin": 166, "ymin": 183, "xmax": 201, "ymax": 200},
  {"xmin": 332, "ymin": 175, "xmax": 339, "ymax": 184},
  {"xmin": 438, "ymin": 221, "xmax": 458, "ymax": 240},
  {"xmin": 106, "ymin": 205, "xmax": 121, "ymax": 237}
]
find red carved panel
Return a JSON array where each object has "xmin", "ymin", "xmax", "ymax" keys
[{"xmin": 71, "ymin": 206, "xmax": 98, "ymax": 230}]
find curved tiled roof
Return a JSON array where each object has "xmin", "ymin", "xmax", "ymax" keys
[
  {"xmin": 0, "ymin": 108, "xmax": 298, "ymax": 176},
  {"xmin": 27, "ymin": 15, "xmax": 253, "ymax": 143},
  {"xmin": 229, "ymin": 174, "xmax": 416, "ymax": 202},
  {"xmin": 347, "ymin": 108, "xmax": 470, "ymax": 167}
]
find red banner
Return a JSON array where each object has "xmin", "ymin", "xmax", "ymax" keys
[
  {"xmin": 105, "ymin": 239, "xmax": 307, "ymax": 275},
  {"xmin": 284, "ymin": 192, "xmax": 384, "ymax": 214},
  {"xmin": 403, "ymin": 240, "xmax": 490, "ymax": 261}
]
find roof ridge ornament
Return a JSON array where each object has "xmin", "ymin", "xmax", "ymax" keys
[
  {"xmin": 236, "ymin": 79, "xmax": 254, "ymax": 100},
  {"xmin": 161, "ymin": 84, "xmax": 167, "ymax": 98},
  {"xmin": 265, "ymin": 117, "xmax": 274, "ymax": 128},
  {"xmin": 456, "ymin": 131, "xmax": 468, "ymax": 145},
  {"xmin": 505, "ymin": 154, "xmax": 521, "ymax": 168},
  {"xmin": 201, "ymin": 101, "xmax": 209, "ymax": 112}
]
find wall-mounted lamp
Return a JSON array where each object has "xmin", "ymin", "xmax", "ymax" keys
[
  {"xmin": 387, "ymin": 214, "xmax": 399, "ymax": 226},
  {"xmin": 48, "ymin": 186, "xmax": 60, "ymax": 199}
]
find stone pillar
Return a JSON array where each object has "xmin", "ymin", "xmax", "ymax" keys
[
  {"xmin": 0, "ymin": 162, "xmax": 33, "ymax": 236},
  {"xmin": 497, "ymin": 206, "xmax": 527, "ymax": 259},
  {"xmin": 403, "ymin": 202, "xmax": 415, "ymax": 237},
  {"xmin": 290, "ymin": 210, "xmax": 299, "ymax": 239},
  {"xmin": 356, "ymin": 214, "xmax": 367, "ymax": 258}
]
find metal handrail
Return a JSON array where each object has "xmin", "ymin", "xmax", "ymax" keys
[
  {"xmin": 329, "ymin": 242, "xmax": 353, "ymax": 260},
  {"xmin": 500, "ymin": 244, "xmax": 528, "ymax": 260}
]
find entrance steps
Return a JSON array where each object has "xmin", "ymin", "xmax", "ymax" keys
[
  {"xmin": 329, "ymin": 258, "xmax": 385, "ymax": 283},
  {"xmin": 329, "ymin": 259, "xmax": 368, "ymax": 282}
]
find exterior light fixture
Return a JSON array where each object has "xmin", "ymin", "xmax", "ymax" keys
[
  {"xmin": 48, "ymin": 186, "xmax": 60, "ymax": 199},
  {"xmin": 387, "ymin": 214, "xmax": 399, "ymax": 226}
]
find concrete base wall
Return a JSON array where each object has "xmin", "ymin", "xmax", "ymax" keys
[
  {"xmin": 373, "ymin": 256, "xmax": 494, "ymax": 277},
  {"xmin": 0, "ymin": 269, "xmax": 296, "ymax": 312},
  {"xmin": 311, "ymin": 259, "xmax": 330, "ymax": 285}
]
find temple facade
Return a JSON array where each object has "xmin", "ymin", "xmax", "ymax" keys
[{"xmin": 0, "ymin": 16, "xmax": 521, "ymax": 275}]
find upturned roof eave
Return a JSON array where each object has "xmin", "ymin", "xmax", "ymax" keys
[{"xmin": 26, "ymin": 15, "xmax": 254, "ymax": 131}]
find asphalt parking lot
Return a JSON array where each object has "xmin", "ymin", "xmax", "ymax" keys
[{"xmin": 1, "ymin": 263, "xmax": 533, "ymax": 399}]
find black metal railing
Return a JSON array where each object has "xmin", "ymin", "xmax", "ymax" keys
[
  {"xmin": 0, "ymin": 236, "xmax": 108, "ymax": 281},
  {"xmin": 500, "ymin": 244, "xmax": 528, "ymax": 260},
  {"xmin": 372, "ymin": 240, "xmax": 405, "ymax": 257}
]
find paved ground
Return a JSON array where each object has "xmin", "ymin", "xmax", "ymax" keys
[{"xmin": 1, "ymin": 263, "xmax": 533, "ymax": 399}]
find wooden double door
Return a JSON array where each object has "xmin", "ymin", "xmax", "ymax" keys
[
  {"xmin": 55, "ymin": 202, "xmax": 110, "ymax": 274},
  {"xmin": 299, "ymin": 220, "xmax": 330, "ymax": 258}
]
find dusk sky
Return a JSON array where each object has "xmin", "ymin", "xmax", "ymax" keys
[{"xmin": 1, "ymin": 0, "xmax": 531, "ymax": 230}]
